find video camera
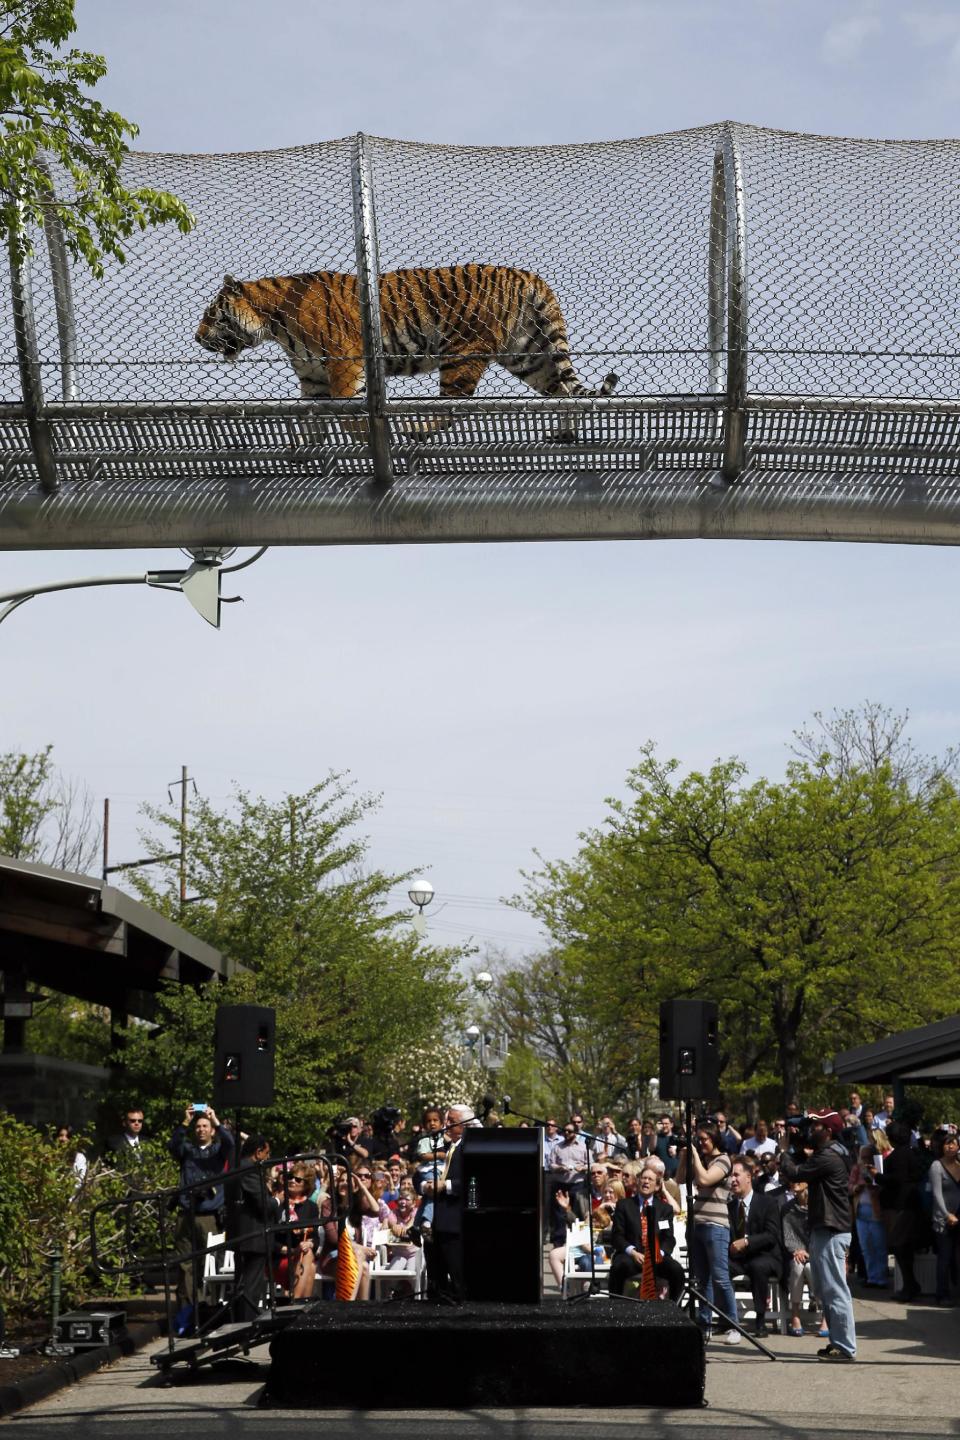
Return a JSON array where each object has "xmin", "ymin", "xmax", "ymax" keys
[
  {"xmin": 370, "ymin": 1104, "xmax": 402, "ymax": 1136},
  {"xmin": 327, "ymin": 1118, "xmax": 358, "ymax": 1157},
  {"xmin": 781, "ymin": 1114, "xmax": 815, "ymax": 1159}
]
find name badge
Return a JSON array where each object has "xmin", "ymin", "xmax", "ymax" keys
[{"xmin": 658, "ymin": 1220, "xmax": 670, "ymax": 1230}]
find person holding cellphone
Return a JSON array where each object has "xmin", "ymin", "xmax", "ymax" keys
[{"xmin": 168, "ymin": 1102, "xmax": 235, "ymax": 1334}]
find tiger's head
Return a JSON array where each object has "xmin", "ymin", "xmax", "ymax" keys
[{"xmin": 195, "ymin": 274, "xmax": 267, "ymax": 361}]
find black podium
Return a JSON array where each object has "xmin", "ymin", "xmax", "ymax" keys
[{"xmin": 460, "ymin": 1128, "xmax": 543, "ymax": 1303}]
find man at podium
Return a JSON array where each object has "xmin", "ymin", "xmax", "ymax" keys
[{"xmin": 426, "ymin": 1104, "xmax": 475, "ymax": 1298}]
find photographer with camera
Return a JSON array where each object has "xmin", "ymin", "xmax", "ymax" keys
[
  {"xmin": 366, "ymin": 1105, "xmax": 404, "ymax": 1163},
  {"xmin": 168, "ymin": 1102, "xmax": 235, "ymax": 1336},
  {"xmin": 329, "ymin": 1115, "xmax": 371, "ymax": 1162},
  {"xmin": 779, "ymin": 1108, "xmax": 856, "ymax": 1363}
]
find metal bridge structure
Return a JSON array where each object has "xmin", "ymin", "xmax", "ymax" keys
[{"xmin": 3, "ymin": 119, "xmax": 960, "ymax": 553}]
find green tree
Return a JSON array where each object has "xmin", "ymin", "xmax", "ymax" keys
[
  {"xmin": 0, "ymin": 744, "xmax": 99, "ymax": 870},
  {"xmin": 0, "ymin": 0, "xmax": 192, "ymax": 276},
  {"xmin": 515, "ymin": 718, "xmax": 960, "ymax": 1110},
  {"xmin": 121, "ymin": 775, "xmax": 468, "ymax": 1145},
  {"xmin": 485, "ymin": 951, "xmax": 641, "ymax": 1119}
]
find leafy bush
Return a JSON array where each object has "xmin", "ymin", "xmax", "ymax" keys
[{"xmin": 0, "ymin": 1111, "xmax": 177, "ymax": 1325}]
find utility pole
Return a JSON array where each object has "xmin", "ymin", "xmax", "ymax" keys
[
  {"xmin": 101, "ymin": 771, "xmax": 195, "ymax": 910},
  {"xmin": 102, "ymin": 798, "xmax": 110, "ymax": 883},
  {"xmin": 168, "ymin": 766, "xmax": 196, "ymax": 918}
]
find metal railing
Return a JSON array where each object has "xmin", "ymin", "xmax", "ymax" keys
[
  {"xmin": 3, "ymin": 121, "xmax": 960, "ymax": 550},
  {"xmin": 90, "ymin": 1150, "xmax": 356, "ymax": 1366}
]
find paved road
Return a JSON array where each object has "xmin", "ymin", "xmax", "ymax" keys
[{"xmin": 2, "ymin": 1290, "xmax": 957, "ymax": 1438}]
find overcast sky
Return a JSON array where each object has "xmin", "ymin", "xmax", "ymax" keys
[{"xmin": 5, "ymin": 0, "xmax": 960, "ymax": 961}]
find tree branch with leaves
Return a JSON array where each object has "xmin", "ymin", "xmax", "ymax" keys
[{"xmin": 0, "ymin": 0, "xmax": 192, "ymax": 276}]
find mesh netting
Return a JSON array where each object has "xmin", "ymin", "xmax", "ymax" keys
[
  {"xmin": 3, "ymin": 121, "xmax": 960, "ymax": 547},
  {"xmin": 739, "ymin": 127, "xmax": 960, "ymax": 400}
]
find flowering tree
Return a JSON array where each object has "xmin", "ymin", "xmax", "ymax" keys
[{"xmin": 378, "ymin": 1039, "xmax": 487, "ymax": 1118}]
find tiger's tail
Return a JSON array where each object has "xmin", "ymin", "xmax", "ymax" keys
[{"xmin": 521, "ymin": 275, "xmax": 618, "ymax": 399}]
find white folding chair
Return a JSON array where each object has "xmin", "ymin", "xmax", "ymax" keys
[
  {"xmin": 368, "ymin": 1229, "xmax": 426, "ymax": 1300},
  {"xmin": 200, "ymin": 1231, "xmax": 235, "ymax": 1304}
]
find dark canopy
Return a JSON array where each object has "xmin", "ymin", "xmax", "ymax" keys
[
  {"xmin": 831, "ymin": 1014, "xmax": 960, "ymax": 1087},
  {"xmin": 0, "ymin": 853, "xmax": 238, "ymax": 1025}
]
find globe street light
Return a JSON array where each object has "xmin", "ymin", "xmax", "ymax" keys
[{"xmin": 408, "ymin": 877, "xmax": 434, "ymax": 936}]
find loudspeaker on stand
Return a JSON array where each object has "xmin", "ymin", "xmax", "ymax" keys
[
  {"xmin": 658, "ymin": 999, "xmax": 719, "ymax": 1101},
  {"xmin": 213, "ymin": 1004, "xmax": 275, "ymax": 1109}
]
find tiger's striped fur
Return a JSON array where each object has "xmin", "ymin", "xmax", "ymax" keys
[{"xmin": 195, "ymin": 263, "xmax": 617, "ymax": 439}]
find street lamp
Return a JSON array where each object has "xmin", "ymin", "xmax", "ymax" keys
[
  {"xmin": 474, "ymin": 970, "xmax": 493, "ymax": 995},
  {"xmin": 408, "ymin": 877, "xmax": 434, "ymax": 936}
]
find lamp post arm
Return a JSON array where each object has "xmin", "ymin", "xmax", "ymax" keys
[{"xmin": 0, "ymin": 570, "xmax": 186, "ymax": 628}]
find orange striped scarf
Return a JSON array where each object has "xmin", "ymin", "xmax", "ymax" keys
[
  {"xmin": 335, "ymin": 1224, "xmax": 359, "ymax": 1301},
  {"xmin": 639, "ymin": 1201, "xmax": 662, "ymax": 1300}
]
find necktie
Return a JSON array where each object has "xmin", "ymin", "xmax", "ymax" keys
[
  {"xmin": 736, "ymin": 1199, "xmax": 746, "ymax": 1239},
  {"xmin": 640, "ymin": 1199, "xmax": 661, "ymax": 1300},
  {"xmin": 439, "ymin": 1138, "xmax": 459, "ymax": 1188}
]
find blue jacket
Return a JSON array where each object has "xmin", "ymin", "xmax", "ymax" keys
[{"xmin": 169, "ymin": 1124, "xmax": 235, "ymax": 1213}]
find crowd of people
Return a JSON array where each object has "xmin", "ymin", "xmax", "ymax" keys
[{"xmin": 69, "ymin": 1091, "xmax": 960, "ymax": 1349}]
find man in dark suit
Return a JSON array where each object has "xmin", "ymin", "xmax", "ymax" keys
[
  {"xmin": 104, "ymin": 1106, "xmax": 146, "ymax": 1163},
  {"xmin": 224, "ymin": 1133, "xmax": 274, "ymax": 1322},
  {"xmin": 727, "ymin": 1155, "xmax": 784, "ymax": 1336},
  {"xmin": 427, "ymin": 1104, "xmax": 473, "ymax": 1299},
  {"xmin": 609, "ymin": 1165, "xmax": 685, "ymax": 1299}
]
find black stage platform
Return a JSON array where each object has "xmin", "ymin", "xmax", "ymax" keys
[{"xmin": 267, "ymin": 1299, "xmax": 705, "ymax": 1409}]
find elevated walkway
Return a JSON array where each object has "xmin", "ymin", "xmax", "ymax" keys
[{"xmin": 4, "ymin": 122, "xmax": 960, "ymax": 550}]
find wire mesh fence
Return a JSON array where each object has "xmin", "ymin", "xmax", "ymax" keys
[{"xmin": 3, "ymin": 120, "xmax": 960, "ymax": 548}]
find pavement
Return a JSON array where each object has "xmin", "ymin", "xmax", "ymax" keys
[{"xmin": 1, "ymin": 1286, "xmax": 957, "ymax": 1438}]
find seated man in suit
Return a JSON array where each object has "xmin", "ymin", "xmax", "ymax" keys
[
  {"xmin": 727, "ymin": 1154, "xmax": 784, "ymax": 1336},
  {"xmin": 609, "ymin": 1164, "xmax": 685, "ymax": 1300}
]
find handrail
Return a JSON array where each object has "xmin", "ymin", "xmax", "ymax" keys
[
  {"xmin": 91, "ymin": 1149, "xmax": 354, "ymax": 1359},
  {"xmin": 350, "ymin": 132, "xmax": 393, "ymax": 486}
]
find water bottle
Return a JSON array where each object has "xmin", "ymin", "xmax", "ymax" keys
[{"xmin": 467, "ymin": 1175, "xmax": 478, "ymax": 1210}]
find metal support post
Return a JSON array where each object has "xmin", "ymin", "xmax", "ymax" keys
[
  {"xmin": 716, "ymin": 126, "xmax": 749, "ymax": 482},
  {"xmin": 8, "ymin": 233, "xmax": 58, "ymax": 493},
  {"xmin": 707, "ymin": 149, "xmax": 727, "ymax": 401},
  {"xmin": 45, "ymin": 1247, "xmax": 73, "ymax": 1355},
  {"xmin": 37, "ymin": 159, "xmax": 78, "ymax": 402},
  {"xmin": 350, "ymin": 132, "xmax": 393, "ymax": 486}
]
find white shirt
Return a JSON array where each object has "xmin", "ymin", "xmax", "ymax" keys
[{"xmin": 741, "ymin": 1137, "xmax": 777, "ymax": 1158}]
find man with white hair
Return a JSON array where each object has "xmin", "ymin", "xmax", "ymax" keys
[{"xmin": 427, "ymin": 1103, "xmax": 476, "ymax": 1298}]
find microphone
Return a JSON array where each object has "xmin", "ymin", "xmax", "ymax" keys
[{"xmin": 501, "ymin": 1095, "xmax": 511, "ymax": 1115}]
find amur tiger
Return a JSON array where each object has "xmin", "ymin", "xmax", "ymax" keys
[{"xmin": 194, "ymin": 263, "xmax": 617, "ymax": 440}]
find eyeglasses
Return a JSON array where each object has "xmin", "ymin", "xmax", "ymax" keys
[{"xmin": 356, "ymin": 1172, "xmax": 372, "ymax": 1179}]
